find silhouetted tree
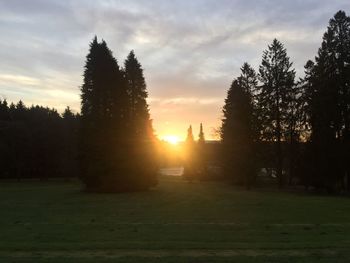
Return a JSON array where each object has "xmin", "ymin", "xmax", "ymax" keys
[
  {"xmin": 238, "ymin": 63, "xmax": 261, "ymax": 183},
  {"xmin": 123, "ymin": 50, "xmax": 157, "ymax": 190},
  {"xmin": 80, "ymin": 38, "xmax": 156, "ymax": 192},
  {"xmin": 258, "ymin": 39, "xmax": 296, "ymax": 187},
  {"xmin": 238, "ymin": 63, "xmax": 260, "ymax": 136},
  {"xmin": 62, "ymin": 106, "xmax": 79, "ymax": 178},
  {"xmin": 198, "ymin": 123, "xmax": 205, "ymax": 144},
  {"xmin": 302, "ymin": 11, "xmax": 350, "ymax": 192},
  {"xmin": 284, "ymin": 80, "xmax": 307, "ymax": 186},
  {"xmin": 186, "ymin": 125, "xmax": 194, "ymax": 143},
  {"xmin": 80, "ymin": 37, "xmax": 121, "ymax": 190},
  {"xmin": 221, "ymin": 64, "xmax": 256, "ymax": 188},
  {"xmin": 0, "ymin": 99, "xmax": 9, "ymax": 120},
  {"xmin": 124, "ymin": 50, "xmax": 151, "ymax": 135},
  {"xmin": 295, "ymin": 60, "xmax": 321, "ymax": 188},
  {"xmin": 183, "ymin": 125, "xmax": 196, "ymax": 181},
  {"xmin": 0, "ymin": 100, "xmax": 77, "ymax": 180},
  {"xmin": 197, "ymin": 123, "xmax": 207, "ymax": 178}
]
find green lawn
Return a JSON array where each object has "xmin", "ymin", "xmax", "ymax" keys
[{"xmin": 1, "ymin": 175, "xmax": 350, "ymax": 262}]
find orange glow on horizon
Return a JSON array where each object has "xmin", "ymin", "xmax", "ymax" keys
[{"xmin": 161, "ymin": 135, "xmax": 181, "ymax": 145}]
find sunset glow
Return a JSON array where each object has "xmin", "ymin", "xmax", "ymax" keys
[
  {"xmin": 161, "ymin": 135, "xmax": 181, "ymax": 145},
  {"xmin": 0, "ymin": 2, "xmax": 349, "ymax": 261}
]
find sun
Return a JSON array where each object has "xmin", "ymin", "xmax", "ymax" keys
[{"xmin": 162, "ymin": 135, "xmax": 180, "ymax": 145}]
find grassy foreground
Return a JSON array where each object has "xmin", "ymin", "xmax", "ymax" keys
[{"xmin": 0, "ymin": 176, "xmax": 350, "ymax": 262}]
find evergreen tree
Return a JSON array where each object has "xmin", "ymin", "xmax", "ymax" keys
[
  {"xmin": 303, "ymin": 11, "xmax": 350, "ymax": 191},
  {"xmin": 15, "ymin": 100, "xmax": 27, "ymax": 120},
  {"xmin": 298, "ymin": 60, "xmax": 319, "ymax": 187},
  {"xmin": 81, "ymin": 37, "xmax": 126, "ymax": 125},
  {"xmin": 80, "ymin": 36, "xmax": 128, "ymax": 191},
  {"xmin": 198, "ymin": 123, "xmax": 205, "ymax": 145},
  {"xmin": 258, "ymin": 39, "xmax": 296, "ymax": 187},
  {"xmin": 0, "ymin": 99, "xmax": 9, "ymax": 121},
  {"xmin": 284, "ymin": 81, "xmax": 306, "ymax": 185},
  {"xmin": 237, "ymin": 63, "xmax": 260, "ymax": 143},
  {"xmin": 197, "ymin": 123, "xmax": 207, "ymax": 178},
  {"xmin": 80, "ymin": 39, "xmax": 157, "ymax": 192},
  {"xmin": 238, "ymin": 63, "xmax": 258, "ymax": 94},
  {"xmin": 221, "ymin": 71, "xmax": 255, "ymax": 187},
  {"xmin": 186, "ymin": 125, "xmax": 194, "ymax": 143},
  {"xmin": 183, "ymin": 125, "xmax": 196, "ymax": 181},
  {"xmin": 63, "ymin": 106, "xmax": 75, "ymax": 120},
  {"xmin": 124, "ymin": 50, "xmax": 151, "ymax": 138},
  {"xmin": 0, "ymin": 99, "xmax": 77, "ymax": 180},
  {"xmin": 62, "ymin": 106, "xmax": 79, "ymax": 178},
  {"xmin": 221, "ymin": 63, "xmax": 258, "ymax": 187},
  {"xmin": 123, "ymin": 50, "xmax": 157, "ymax": 189}
]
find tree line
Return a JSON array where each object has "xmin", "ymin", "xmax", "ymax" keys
[
  {"xmin": 0, "ymin": 37, "xmax": 157, "ymax": 192},
  {"xmin": 0, "ymin": 100, "xmax": 79, "ymax": 180},
  {"xmin": 221, "ymin": 10, "xmax": 350, "ymax": 192},
  {"xmin": 182, "ymin": 124, "xmax": 207, "ymax": 181},
  {"xmin": 0, "ymin": 10, "xmax": 349, "ymax": 194}
]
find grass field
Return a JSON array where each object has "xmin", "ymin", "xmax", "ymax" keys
[{"xmin": 1, "ymin": 175, "xmax": 350, "ymax": 262}]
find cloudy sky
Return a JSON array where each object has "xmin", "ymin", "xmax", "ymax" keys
[{"xmin": 0, "ymin": 0, "xmax": 349, "ymax": 140}]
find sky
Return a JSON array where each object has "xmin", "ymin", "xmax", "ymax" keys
[{"xmin": 0, "ymin": 0, "xmax": 349, "ymax": 140}]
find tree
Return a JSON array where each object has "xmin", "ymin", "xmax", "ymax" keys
[
  {"xmin": 80, "ymin": 39, "xmax": 157, "ymax": 192},
  {"xmin": 62, "ymin": 106, "xmax": 79, "ymax": 178},
  {"xmin": 197, "ymin": 123, "xmax": 207, "ymax": 178},
  {"xmin": 186, "ymin": 125, "xmax": 194, "ymax": 143},
  {"xmin": 0, "ymin": 99, "xmax": 78, "ymax": 181},
  {"xmin": 123, "ymin": 50, "xmax": 157, "ymax": 189},
  {"xmin": 221, "ymin": 63, "xmax": 257, "ymax": 188},
  {"xmin": 124, "ymin": 50, "xmax": 151, "ymax": 138},
  {"xmin": 0, "ymin": 99, "xmax": 9, "ymax": 121},
  {"xmin": 63, "ymin": 106, "xmax": 75, "ymax": 120},
  {"xmin": 237, "ymin": 63, "xmax": 260, "ymax": 144},
  {"xmin": 198, "ymin": 123, "xmax": 205, "ymax": 145},
  {"xmin": 258, "ymin": 39, "xmax": 296, "ymax": 187},
  {"xmin": 326, "ymin": 11, "xmax": 350, "ymax": 190},
  {"xmin": 80, "ymin": 36, "xmax": 128, "ymax": 191},
  {"xmin": 302, "ymin": 11, "xmax": 350, "ymax": 191},
  {"xmin": 15, "ymin": 100, "xmax": 27, "ymax": 120},
  {"xmin": 183, "ymin": 125, "xmax": 196, "ymax": 181}
]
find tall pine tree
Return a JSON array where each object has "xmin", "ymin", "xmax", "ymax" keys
[
  {"xmin": 80, "ymin": 38, "xmax": 156, "ymax": 192},
  {"xmin": 123, "ymin": 50, "xmax": 157, "ymax": 189},
  {"xmin": 197, "ymin": 123, "xmax": 207, "ymax": 178},
  {"xmin": 221, "ymin": 63, "xmax": 257, "ymax": 188},
  {"xmin": 258, "ymin": 39, "xmax": 296, "ymax": 187},
  {"xmin": 80, "ymin": 36, "xmax": 125, "ymax": 190},
  {"xmin": 303, "ymin": 11, "xmax": 350, "ymax": 191},
  {"xmin": 124, "ymin": 50, "xmax": 152, "ymax": 139},
  {"xmin": 198, "ymin": 123, "xmax": 205, "ymax": 145},
  {"xmin": 183, "ymin": 125, "xmax": 196, "ymax": 181}
]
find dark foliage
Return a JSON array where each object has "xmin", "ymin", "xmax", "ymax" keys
[
  {"xmin": 257, "ymin": 39, "xmax": 296, "ymax": 187},
  {"xmin": 79, "ymin": 37, "xmax": 157, "ymax": 192},
  {"xmin": 301, "ymin": 11, "xmax": 350, "ymax": 192},
  {"xmin": 220, "ymin": 11, "xmax": 350, "ymax": 193},
  {"xmin": 183, "ymin": 125, "xmax": 196, "ymax": 181},
  {"xmin": 197, "ymin": 123, "xmax": 208, "ymax": 179},
  {"xmin": 1, "ymin": 11, "xmax": 349, "ymax": 195},
  {"xmin": 221, "ymin": 63, "xmax": 257, "ymax": 188},
  {"xmin": 0, "ymin": 100, "xmax": 79, "ymax": 180}
]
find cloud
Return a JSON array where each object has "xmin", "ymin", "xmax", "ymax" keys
[
  {"xmin": 0, "ymin": 74, "xmax": 41, "ymax": 86},
  {"xmin": 1, "ymin": 0, "xmax": 350, "ymax": 138}
]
